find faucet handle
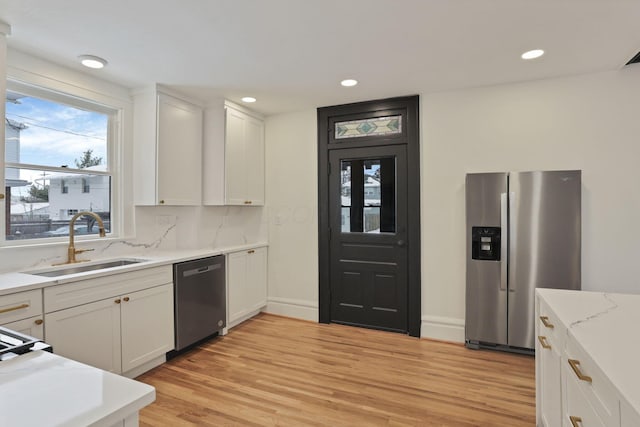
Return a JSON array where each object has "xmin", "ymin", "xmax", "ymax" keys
[{"xmin": 75, "ymin": 248, "xmax": 95, "ymax": 254}]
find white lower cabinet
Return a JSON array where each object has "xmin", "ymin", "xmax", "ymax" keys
[
  {"xmin": 536, "ymin": 289, "xmax": 637, "ymax": 427},
  {"xmin": 227, "ymin": 247, "xmax": 267, "ymax": 328},
  {"xmin": 44, "ymin": 266, "xmax": 174, "ymax": 376},
  {"xmin": 45, "ymin": 284, "xmax": 173, "ymax": 375},
  {"xmin": 536, "ymin": 300, "xmax": 565, "ymax": 427}
]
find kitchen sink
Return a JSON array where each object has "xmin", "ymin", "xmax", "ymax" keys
[{"xmin": 26, "ymin": 258, "xmax": 149, "ymax": 277}]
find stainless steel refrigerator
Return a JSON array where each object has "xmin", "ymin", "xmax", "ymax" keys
[{"xmin": 465, "ymin": 170, "xmax": 581, "ymax": 352}]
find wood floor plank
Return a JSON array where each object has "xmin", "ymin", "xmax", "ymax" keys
[{"xmin": 138, "ymin": 313, "xmax": 535, "ymax": 426}]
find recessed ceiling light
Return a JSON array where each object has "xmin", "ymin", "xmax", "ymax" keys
[
  {"xmin": 341, "ymin": 79, "xmax": 358, "ymax": 87},
  {"xmin": 78, "ymin": 55, "xmax": 108, "ymax": 69},
  {"xmin": 521, "ymin": 49, "xmax": 544, "ymax": 60},
  {"xmin": 241, "ymin": 97, "xmax": 256, "ymax": 103}
]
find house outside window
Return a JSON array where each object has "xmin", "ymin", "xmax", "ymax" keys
[{"xmin": 3, "ymin": 81, "xmax": 116, "ymax": 241}]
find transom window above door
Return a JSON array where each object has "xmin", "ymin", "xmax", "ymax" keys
[{"xmin": 335, "ymin": 115, "xmax": 402, "ymax": 140}]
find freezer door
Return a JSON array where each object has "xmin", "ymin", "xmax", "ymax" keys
[
  {"xmin": 465, "ymin": 173, "xmax": 508, "ymax": 346},
  {"xmin": 508, "ymin": 170, "xmax": 581, "ymax": 349}
]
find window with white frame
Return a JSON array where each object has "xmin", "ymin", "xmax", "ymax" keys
[{"xmin": 4, "ymin": 81, "xmax": 115, "ymax": 241}]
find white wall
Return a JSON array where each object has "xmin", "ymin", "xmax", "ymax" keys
[
  {"xmin": 263, "ymin": 111, "xmax": 319, "ymax": 320},
  {"xmin": 264, "ymin": 65, "xmax": 640, "ymax": 342}
]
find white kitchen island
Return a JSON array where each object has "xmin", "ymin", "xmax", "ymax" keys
[
  {"xmin": 536, "ymin": 288, "xmax": 640, "ymax": 427},
  {"xmin": 0, "ymin": 350, "xmax": 154, "ymax": 427}
]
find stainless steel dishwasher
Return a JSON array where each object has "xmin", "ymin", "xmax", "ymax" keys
[{"xmin": 173, "ymin": 255, "xmax": 226, "ymax": 351}]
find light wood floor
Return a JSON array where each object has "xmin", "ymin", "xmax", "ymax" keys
[{"xmin": 138, "ymin": 314, "xmax": 535, "ymax": 426}]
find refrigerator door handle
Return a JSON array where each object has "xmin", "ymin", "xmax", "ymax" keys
[
  {"xmin": 500, "ymin": 192, "xmax": 508, "ymax": 292},
  {"xmin": 508, "ymin": 191, "xmax": 516, "ymax": 292}
]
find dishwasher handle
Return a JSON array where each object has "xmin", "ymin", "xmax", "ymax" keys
[{"xmin": 182, "ymin": 263, "xmax": 222, "ymax": 278}]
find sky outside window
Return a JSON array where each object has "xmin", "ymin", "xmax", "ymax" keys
[{"xmin": 6, "ymin": 95, "xmax": 108, "ymax": 178}]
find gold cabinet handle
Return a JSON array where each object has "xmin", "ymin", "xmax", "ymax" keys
[
  {"xmin": 248, "ymin": 249, "xmax": 255, "ymax": 254},
  {"xmin": 568, "ymin": 359, "xmax": 592, "ymax": 383},
  {"xmin": 244, "ymin": 200, "xmax": 252, "ymax": 205},
  {"xmin": 115, "ymin": 299, "xmax": 121, "ymax": 304},
  {"xmin": 540, "ymin": 316, "xmax": 554, "ymax": 329},
  {"xmin": 0, "ymin": 193, "xmax": 4, "ymax": 200},
  {"xmin": 0, "ymin": 303, "xmax": 29, "ymax": 314},
  {"xmin": 123, "ymin": 297, "xmax": 130, "ymax": 302},
  {"xmin": 35, "ymin": 319, "xmax": 44, "ymax": 325},
  {"xmin": 538, "ymin": 336, "xmax": 551, "ymax": 349},
  {"xmin": 569, "ymin": 416, "xmax": 583, "ymax": 427},
  {"xmin": 159, "ymin": 200, "xmax": 165, "ymax": 204}
]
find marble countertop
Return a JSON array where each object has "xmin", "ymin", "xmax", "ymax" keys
[
  {"xmin": 0, "ymin": 242, "xmax": 268, "ymax": 296},
  {"xmin": 0, "ymin": 350, "xmax": 154, "ymax": 427},
  {"xmin": 537, "ymin": 288, "xmax": 640, "ymax": 417}
]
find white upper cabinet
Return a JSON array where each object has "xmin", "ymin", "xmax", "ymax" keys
[
  {"xmin": 133, "ymin": 86, "xmax": 203, "ymax": 205},
  {"xmin": 203, "ymin": 101, "xmax": 265, "ymax": 206}
]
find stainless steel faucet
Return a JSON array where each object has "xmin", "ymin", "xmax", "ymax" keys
[{"xmin": 60, "ymin": 211, "xmax": 106, "ymax": 265}]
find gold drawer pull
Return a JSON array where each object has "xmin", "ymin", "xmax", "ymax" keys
[
  {"xmin": 35, "ymin": 319, "xmax": 43, "ymax": 325},
  {"xmin": 248, "ymin": 249, "xmax": 255, "ymax": 254},
  {"xmin": 244, "ymin": 200, "xmax": 252, "ymax": 205},
  {"xmin": 0, "ymin": 303, "xmax": 29, "ymax": 314},
  {"xmin": 569, "ymin": 416, "xmax": 583, "ymax": 427},
  {"xmin": 123, "ymin": 297, "xmax": 130, "ymax": 302},
  {"xmin": 538, "ymin": 336, "xmax": 551, "ymax": 349},
  {"xmin": 115, "ymin": 299, "xmax": 121, "ymax": 304},
  {"xmin": 568, "ymin": 359, "xmax": 592, "ymax": 383},
  {"xmin": 540, "ymin": 316, "xmax": 554, "ymax": 329}
]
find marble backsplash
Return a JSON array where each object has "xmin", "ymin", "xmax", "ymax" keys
[{"xmin": 0, "ymin": 205, "xmax": 268, "ymax": 273}]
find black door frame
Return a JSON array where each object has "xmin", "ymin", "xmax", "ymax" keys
[{"xmin": 317, "ymin": 95, "xmax": 421, "ymax": 337}]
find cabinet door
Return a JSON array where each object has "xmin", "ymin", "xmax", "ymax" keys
[
  {"xmin": 227, "ymin": 250, "xmax": 249, "ymax": 324},
  {"xmin": 246, "ymin": 247, "xmax": 267, "ymax": 311},
  {"xmin": 2, "ymin": 316, "xmax": 44, "ymax": 340},
  {"xmin": 225, "ymin": 106, "xmax": 248, "ymax": 205},
  {"xmin": 537, "ymin": 336, "xmax": 562, "ymax": 426},
  {"xmin": 120, "ymin": 284, "xmax": 175, "ymax": 373},
  {"xmin": 564, "ymin": 364, "xmax": 606, "ymax": 427},
  {"xmin": 156, "ymin": 93, "xmax": 203, "ymax": 205},
  {"xmin": 245, "ymin": 115, "xmax": 265, "ymax": 205},
  {"xmin": 45, "ymin": 298, "xmax": 121, "ymax": 373}
]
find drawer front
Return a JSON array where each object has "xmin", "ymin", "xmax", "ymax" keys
[
  {"xmin": 564, "ymin": 362, "xmax": 606, "ymax": 427},
  {"xmin": 538, "ymin": 298, "xmax": 565, "ymax": 348},
  {"xmin": 0, "ymin": 289, "xmax": 43, "ymax": 324},
  {"xmin": 44, "ymin": 265, "xmax": 172, "ymax": 313},
  {"xmin": 565, "ymin": 336, "xmax": 619, "ymax": 426},
  {"xmin": 2, "ymin": 315, "xmax": 44, "ymax": 340}
]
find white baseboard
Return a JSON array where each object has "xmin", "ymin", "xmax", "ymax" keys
[
  {"xmin": 265, "ymin": 297, "xmax": 318, "ymax": 322},
  {"xmin": 123, "ymin": 354, "xmax": 166, "ymax": 379},
  {"xmin": 421, "ymin": 315, "xmax": 465, "ymax": 343}
]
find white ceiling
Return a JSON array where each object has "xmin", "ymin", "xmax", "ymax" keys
[{"xmin": 1, "ymin": 0, "xmax": 639, "ymax": 115}]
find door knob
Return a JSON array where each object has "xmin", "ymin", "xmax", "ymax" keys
[{"xmin": 397, "ymin": 240, "xmax": 406, "ymax": 247}]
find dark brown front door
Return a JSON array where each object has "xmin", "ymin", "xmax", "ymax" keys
[{"xmin": 318, "ymin": 95, "xmax": 421, "ymax": 336}]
